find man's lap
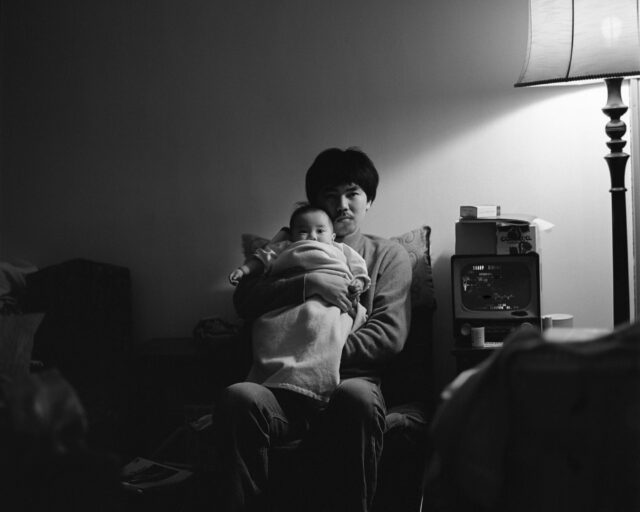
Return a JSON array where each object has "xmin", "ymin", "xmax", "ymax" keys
[{"xmin": 218, "ymin": 377, "xmax": 386, "ymax": 442}]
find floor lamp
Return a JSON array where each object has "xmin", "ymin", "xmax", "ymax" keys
[{"xmin": 514, "ymin": 0, "xmax": 640, "ymax": 326}]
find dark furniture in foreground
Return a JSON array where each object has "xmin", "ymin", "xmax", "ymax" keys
[
  {"xmin": 22, "ymin": 258, "xmax": 133, "ymax": 455},
  {"xmin": 451, "ymin": 344, "xmax": 499, "ymax": 374},
  {"xmin": 426, "ymin": 325, "xmax": 640, "ymax": 512},
  {"xmin": 0, "ymin": 259, "xmax": 132, "ymax": 511}
]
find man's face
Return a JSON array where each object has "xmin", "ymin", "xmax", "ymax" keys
[{"xmin": 315, "ymin": 183, "xmax": 371, "ymax": 240}]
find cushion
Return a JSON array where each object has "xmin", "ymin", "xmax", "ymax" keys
[
  {"xmin": 390, "ymin": 225, "xmax": 435, "ymax": 311},
  {"xmin": 241, "ymin": 225, "xmax": 435, "ymax": 311}
]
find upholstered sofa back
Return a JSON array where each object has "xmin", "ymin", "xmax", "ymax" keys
[{"xmin": 384, "ymin": 225, "xmax": 436, "ymax": 410}]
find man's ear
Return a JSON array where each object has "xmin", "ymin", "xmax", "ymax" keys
[{"xmin": 366, "ymin": 200, "xmax": 372, "ymax": 211}]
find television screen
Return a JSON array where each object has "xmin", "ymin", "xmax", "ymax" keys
[
  {"xmin": 451, "ymin": 253, "xmax": 541, "ymax": 342},
  {"xmin": 460, "ymin": 261, "xmax": 532, "ymax": 311}
]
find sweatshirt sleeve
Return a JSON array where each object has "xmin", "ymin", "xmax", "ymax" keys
[
  {"xmin": 341, "ymin": 244, "xmax": 371, "ymax": 289},
  {"xmin": 341, "ymin": 242, "xmax": 412, "ymax": 370},
  {"xmin": 233, "ymin": 271, "xmax": 306, "ymax": 320}
]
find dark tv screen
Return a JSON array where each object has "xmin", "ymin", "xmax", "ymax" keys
[{"xmin": 460, "ymin": 261, "xmax": 531, "ymax": 311}]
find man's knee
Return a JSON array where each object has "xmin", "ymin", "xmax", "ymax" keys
[
  {"xmin": 330, "ymin": 378, "xmax": 386, "ymax": 427},
  {"xmin": 220, "ymin": 382, "xmax": 266, "ymax": 410},
  {"xmin": 217, "ymin": 382, "xmax": 272, "ymax": 430}
]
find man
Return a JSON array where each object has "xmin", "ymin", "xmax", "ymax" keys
[{"xmin": 218, "ymin": 147, "xmax": 412, "ymax": 512}]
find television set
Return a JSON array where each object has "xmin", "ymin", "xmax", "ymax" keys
[{"xmin": 451, "ymin": 253, "xmax": 541, "ymax": 343}]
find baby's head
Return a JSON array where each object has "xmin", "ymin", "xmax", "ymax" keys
[{"xmin": 289, "ymin": 204, "xmax": 335, "ymax": 244}]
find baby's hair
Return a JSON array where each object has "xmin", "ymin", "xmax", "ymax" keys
[{"xmin": 289, "ymin": 202, "xmax": 333, "ymax": 230}]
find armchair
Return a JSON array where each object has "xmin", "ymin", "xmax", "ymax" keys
[
  {"xmin": 425, "ymin": 324, "xmax": 640, "ymax": 512},
  {"xmin": 191, "ymin": 225, "xmax": 437, "ymax": 512}
]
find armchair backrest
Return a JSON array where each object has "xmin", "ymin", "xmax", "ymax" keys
[
  {"xmin": 427, "ymin": 325, "xmax": 640, "ymax": 512},
  {"xmin": 382, "ymin": 225, "xmax": 436, "ymax": 411},
  {"xmin": 502, "ymin": 329, "xmax": 640, "ymax": 511}
]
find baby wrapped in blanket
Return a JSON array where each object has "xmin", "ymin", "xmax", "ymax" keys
[{"xmin": 229, "ymin": 205, "xmax": 370, "ymax": 402}]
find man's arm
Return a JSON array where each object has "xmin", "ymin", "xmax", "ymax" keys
[
  {"xmin": 233, "ymin": 269, "xmax": 354, "ymax": 320},
  {"xmin": 341, "ymin": 243, "xmax": 412, "ymax": 369},
  {"xmin": 233, "ymin": 272, "xmax": 306, "ymax": 320}
]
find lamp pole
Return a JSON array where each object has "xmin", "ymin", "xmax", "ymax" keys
[
  {"xmin": 514, "ymin": 0, "xmax": 640, "ymax": 326},
  {"xmin": 603, "ymin": 77, "xmax": 631, "ymax": 325}
]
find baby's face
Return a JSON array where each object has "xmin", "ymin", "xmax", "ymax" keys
[{"xmin": 290, "ymin": 210, "xmax": 335, "ymax": 244}]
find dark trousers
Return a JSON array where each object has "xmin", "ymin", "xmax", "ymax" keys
[{"xmin": 215, "ymin": 377, "xmax": 386, "ymax": 512}]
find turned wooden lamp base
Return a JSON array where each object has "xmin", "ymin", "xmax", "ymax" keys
[{"xmin": 603, "ymin": 77, "xmax": 631, "ymax": 326}]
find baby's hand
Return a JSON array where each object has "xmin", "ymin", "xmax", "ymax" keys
[{"xmin": 229, "ymin": 268, "xmax": 245, "ymax": 286}]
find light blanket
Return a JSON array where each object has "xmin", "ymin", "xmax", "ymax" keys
[{"xmin": 246, "ymin": 241, "xmax": 367, "ymax": 401}]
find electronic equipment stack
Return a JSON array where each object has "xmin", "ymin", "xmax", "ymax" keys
[{"xmin": 452, "ymin": 206, "xmax": 542, "ymax": 344}]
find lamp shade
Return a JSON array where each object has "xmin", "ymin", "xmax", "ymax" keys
[{"xmin": 515, "ymin": 0, "xmax": 640, "ymax": 87}]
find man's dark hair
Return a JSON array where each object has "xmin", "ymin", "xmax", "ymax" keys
[
  {"xmin": 305, "ymin": 147, "xmax": 379, "ymax": 204},
  {"xmin": 288, "ymin": 203, "xmax": 332, "ymax": 230}
]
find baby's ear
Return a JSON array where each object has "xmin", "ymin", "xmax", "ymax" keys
[{"xmin": 331, "ymin": 232, "xmax": 336, "ymax": 241}]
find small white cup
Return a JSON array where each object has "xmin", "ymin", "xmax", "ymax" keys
[
  {"xmin": 550, "ymin": 313, "xmax": 573, "ymax": 328},
  {"xmin": 471, "ymin": 326, "xmax": 485, "ymax": 348}
]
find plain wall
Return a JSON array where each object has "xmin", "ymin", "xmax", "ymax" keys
[{"xmin": 1, "ymin": 0, "xmax": 627, "ymax": 390}]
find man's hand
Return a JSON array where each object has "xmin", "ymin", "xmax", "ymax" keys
[
  {"xmin": 305, "ymin": 272, "xmax": 352, "ymax": 312},
  {"xmin": 347, "ymin": 278, "xmax": 365, "ymax": 300}
]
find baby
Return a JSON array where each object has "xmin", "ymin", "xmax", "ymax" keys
[
  {"xmin": 229, "ymin": 205, "xmax": 369, "ymax": 301},
  {"xmin": 229, "ymin": 204, "xmax": 371, "ymax": 401}
]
